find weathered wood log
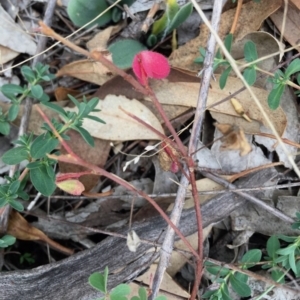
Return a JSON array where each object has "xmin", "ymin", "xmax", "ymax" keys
[{"xmin": 0, "ymin": 168, "xmax": 276, "ymax": 299}]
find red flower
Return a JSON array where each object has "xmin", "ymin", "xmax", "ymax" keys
[{"xmin": 132, "ymin": 51, "xmax": 170, "ymax": 85}]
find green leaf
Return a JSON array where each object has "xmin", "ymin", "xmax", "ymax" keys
[
  {"xmin": 221, "ymin": 283, "xmax": 232, "ymax": 300},
  {"xmin": 267, "ymin": 236, "xmax": 280, "ymax": 259},
  {"xmin": 30, "ymin": 165, "xmax": 56, "ymax": 196},
  {"xmin": 289, "ymin": 251, "xmax": 297, "ymax": 274},
  {"xmin": 0, "ymin": 235, "xmax": 16, "ymax": 248},
  {"xmin": 277, "ymin": 235, "xmax": 297, "ymax": 243},
  {"xmin": 21, "ymin": 66, "xmax": 36, "ymax": 83},
  {"xmin": 276, "ymin": 244, "xmax": 297, "ymax": 256},
  {"xmin": 30, "ymin": 134, "xmax": 59, "ymax": 159},
  {"xmin": 0, "ymin": 120, "xmax": 10, "ymax": 135},
  {"xmin": 110, "ymin": 284, "xmax": 131, "ymax": 300},
  {"xmin": 285, "ymin": 58, "xmax": 300, "ymax": 77},
  {"xmin": 268, "ymin": 85, "xmax": 285, "ymax": 110},
  {"xmin": 9, "ymin": 180, "xmax": 20, "ymax": 194},
  {"xmin": 72, "ymin": 126, "xmax": 94, "ymax": 147},
  {"xmin": 234, "ymin": 272, "xmax": 248, "ymax": 283},
  {"xmin": 224, "ymin": 34, "xmax": 233, "ymax": 53},
  {"xmin": 108, "ymin": 39, "xmax": 147, "ymax": 69},
  {"xmin": 138, "ymin": 287, "xmax": 147, "ymax": 300},
  {"xmin": 154, "ymin": 296, "xmax": 167, "ymax": 300},
  {"xmin": 271, "ymin": 270, "xmax": 285, "ymax": 283},
  {"xmin": 205, "ymin": 262, "xmax": 230, "ymax": 277},
  {"xmin": 167, "ymin": 2, "xmax": 193, "ymax": 34},
  {"xmin": 1, "ymin": 84, "xmax": 24, "ymax": 95},
  {"xmin": 41, "ymin": 101, "xmax": 67, "ymax": 117},
  {"xmin": 202, "ymin": 290, "xmax": 219, "ymax": 298},
  {"xmin": 244, "ymin": 41, "xmax": 258, "ymax": 62},
  {"xmin": 243, "ymin": 66, "xmax": 256, "ymax": 86},
  {"xmin": 8, "ymin": 104, "xmax": 20, "ymax": 121},
  {"xmin": 229, "ymin": 273, "xmax": 251, "ymax": 297},
  {"xmin": 2, "ymin": 147, "xmax": 29, "ymax": 165},
  {"xmin": 9, "ymin": 199, "xmax": 24, "ymax": 212},
  {"xmin": 31, "ymin": 84, "xmax": 44, "ymax": 99},
  {"xmin": 241, "ymin": 249, "xmax": 262, "ymax": 268},
  {"xmin": 89, "ymin": 272, "xmax": 107, "ymax": 293},
  {"xmin": 219, "ymin": 66, "xmax": 232, "ymax": 89}
]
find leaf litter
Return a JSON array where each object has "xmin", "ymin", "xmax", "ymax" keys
[{"xmin": 1, "ymin": 1, "xmax": 300, "ymax": 299}]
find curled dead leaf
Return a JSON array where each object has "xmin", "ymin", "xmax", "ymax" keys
[
  {"xmin": 230, "ymin": 98, "xmax": 252, "ymax": 122},
  {"xmin": 214, "ymin": 123, "xmax": 252, "ymax": 156}
]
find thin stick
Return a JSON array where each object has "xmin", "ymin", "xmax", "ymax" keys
[{"xmin": 230, "ymin": 0, "xmax": 243, "ymax": 35}]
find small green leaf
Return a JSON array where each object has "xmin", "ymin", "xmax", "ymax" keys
[
  {"xmin": 229, "ymin": 273, "xmax": 251, "ymax": 297},
  {"xmin": 9, "ymin": 199, "xmax": 24, "ymax": 212},
  {"xmin": 289, "ymin": 251, "xmax": 297, "ymax": 274},
  {"xmin": 224, "ymin": 34, "xmax": 233, "ymax": 53},
  {"xmin": 244, "ymin": 41, "xmax": 258, "ymax": 62},
  {"xmin": 21, "ymin": 66, "xmax": 36, "ymax": 83},
  {"xmin": 1, "ymin": 84, "xmax": 24, "ymax": 95},
  {"xmin": 221, "ymin": 283, "xmax": 232, "ymax": 300},
  {"xmin": 30, "ymin": 134, "xmax": 59, "ymax": 159},
  {"xmin": 267, "ymin": 236, "xmax": 280, "ymax": 259},
  {"xmin": 31, "ymin": 84, "xmax": 44, "ymax": 99},
  {"xmin": 243, "ymin": 66, "xmax": 256, "ymax": 86},
  {"xmin": 278, "ymin": 235, "xmax": 297, "ymax": 243},
  {"xmin": 72, "ymin": 126, "xmax": 94, "ymax": 147},
  {"xmin": 285, "ymin": 58, "xmax": 300, "ymax": 77},
  {"xmin": 8, "ymin": 104, "xmax": 20, "ymax": 121},
  {"xmin": 202, "ymin": 290, "xmax": 219, "ymax": 298},
  {"xmin": 30, "ymin": 165, "xmax": 56, "ymax": 196},
  {"xmin": 154, "ymin": 296, "xmax": 167, "ymax": 300},
  {"xmin": 271, "ymin": 270, "xmax": 285, "ymax": 283},
  {"xmin": 41, "ymin": 101, "xmax": 67, "ymax": 117},
  {"xmin": 241, "ymin": 249, "xmax": 262, "ymax": 268},
  {"xmin": 110, "ymin": 284, "xmax": 131, "ymax": 300},
  {"xmin": 268, "ymin": 85, "xmax": 285, "ymax": 110},
  {"xmin": 166, "ymin": 3, "xmax": 193, "ymax": 34},
  {"xmin": 219, "ymin": 66, "xmax": 232, "ymax": 89},
  {"xmin": 138, "ymin": 287, "xmax": 147, "ymax": 300},
  {"xmin": 276, "ymin": 244, "xmax": 297, "ymax": 256},
  {"xmin": 0, "ymin": 120, "xmax": 10, "ymax": 135},
  {"xmin": 2, "ymin": 147, "xmax": 29, "ymax": 165},
  {"xmin": 89, "ymin": 272, "xmax": 107, "ymax": 293},
  {"xmin": 0, "ymin": 235, "xmax": 16, "ymax": 248},
  {"xmin": 205, "ymin": 262, "xmax": 230, "ymax": 277},
  {"xmin": 234, "ymin": 272, "xmax": 248, "ymax": 283}
]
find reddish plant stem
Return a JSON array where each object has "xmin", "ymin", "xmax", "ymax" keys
[
  {"xmin": 35, "ymin": 105, "xmax": 199, "ymax": 258},
  {"xmin": 39, "ymin": 21, "xmax": 204, "ymax": 295}
]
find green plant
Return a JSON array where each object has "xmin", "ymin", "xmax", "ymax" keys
[
  {"xmin": 147, "ymin": 0, "xmax": 193, "ymax": 47},
  {"xmin": 67, "ymin": 0, "xmax": 136, "ymax": 29},
  {"xmin": 195, "ymin": 35, "xmax": 300, "ymax": 110},
  {"xmin": 0, "ymin": 64, "xmax": 105, "ymax": 209},
  {"xmin": 0, "ymin": 234, "xmax": 16, "ymax": 248},
  {"xmin": 89, "ymin": 267, "xmax": 167, "ymax": 300},
  {"xmin": 20, "ymin": 252, "xmax": 35, "ymax": 265},
  {"xmin": 203, "ymin": 212, "xmax": 300, "ymax": 299},
  {"xmin": 203, "ymin": 249, "xmax": 261, "ymax": 299}
]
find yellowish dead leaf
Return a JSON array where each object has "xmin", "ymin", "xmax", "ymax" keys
[
  {"xmin": 230, "ymin": 98, "xmax": 252, "ymax": 122},
  {"xmin": 147, "ymin": 75, "xmax": 287, "ymax": 136},
  {"xmin": 64, "ymin": 94, "xmax": 164, "ymax": 141},
  {"xmin": 56, "ymin": 59, "xmax": 115, "ymax": 85}
]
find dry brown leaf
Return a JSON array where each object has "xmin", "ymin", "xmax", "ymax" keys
[
  {"xmin": 147, "ymin": 75, "xmax": 287, "ymax": 136},
  {"xmin": 87, "ymin": 24, "xmax": 125, "ymax": 51},
  {"xmin": 0, "ymin": 45, "xmax": 19, "ymax": 64},
  {"xmin": 56, "ymin": 59, "xmax": 115, "ymax": 85},
  {"xmin": 290, "ymin": 0, "xmax": 300, "ymax": 10},
  {"xmin": 270, "ymin": 4, "xmax": 300, "ymax": 52},
  {"xmin": 65, "ymin": 94, "xmax": 164, "ymax": 141},
  {"xmin": 215, "ymin": 123, "xmax": 252, "ymax": 156},
  {"xmin": 169, "ymin": 0, "xmax": 282, "ymax": 71},
  {"xmin": 7, "ymin": 211, "xmax": 73, "ymax": 255},
  {"xmin": 54, "ymin": 86, "xmax": 80, "ymax": 101},
  {"xmin": 59, "ymin": 130, "xmax": 110, "ymax": 192}
]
